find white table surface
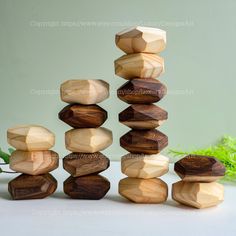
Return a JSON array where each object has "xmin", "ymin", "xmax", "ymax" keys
[{"xmin": 0, "ymin": 161, "xmax": 235, "ymax": 236}]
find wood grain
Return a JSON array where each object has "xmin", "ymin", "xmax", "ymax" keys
[{"xmin": 64, "ymin": 175, "xmax": 110, "ymax": 199}]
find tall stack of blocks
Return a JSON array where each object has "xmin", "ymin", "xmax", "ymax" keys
[
  {"xmin": 115, "ymin": 26, "xmax": 169, "ymax": 203},
  {"xmin": 7, "ymin": 125, "xmax": 58, "ymax": 200},
  {"xmin": 59, "ymin": 79, "xmax": 113, "ymax": 199}
]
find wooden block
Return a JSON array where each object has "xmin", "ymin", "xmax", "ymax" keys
[
  {"xmin": 119, "ymin": 177, "xmax": 168, "ymax": 203},
  {"xmin": 64, "ymin": 175, "xmax": 110, "ymax": 199},
  {"xmin": 7, "ymin": 125, "xmax": 55, "ymax": 151},
  {"xmin": 174, "ymin": 155, "xmax": 226, "ymax": 182},
  {"xmin": 59, "ymin": 104, "xmax": 107, "ymax": 128},
  {"xmin": 114, "ymin": 53, "xmax": 164, "ymax": 80},
  {"xmin": 117, "ymin": 78, "xmax": 167, "ymax": 104},
  {"xmin": 172, "ymin": 181, "xmax": 224, "ymax": 209},
  {"xmin": 60, "ymin": 79, "xmax": 109, "ymax": 104},
  {"xmin": 116, "ymin": 26, "xmax": 166, "ymax": 54},
  {"xmin": 65, "ymin": 128, "xmax": 113, "ymax": 153},
  {"xmin": 8, "ymin": 173, "xmax": 57, "ymax": 200},
  {"xmin": 121, "ymin": 153, "xmax": 169, "ymax": 179},
  {"xmin": 120, "ymin": 129, "xmax": 168, "ymax": 154},
  {"xmin": 63, "ymin": 152, "xmax": 110, "ymax": 177},
  {"xmin": 10, "ymin": 150, "xmax": 59, "ymax": 175},
  {"xmin": 119, "ymin": 104, "xmax": 168, "ymax": 129}
]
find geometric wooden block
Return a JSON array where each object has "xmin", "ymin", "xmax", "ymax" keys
[
  {"xmin": 117, "ymin": 78, "xmax": 167, "ymax": 104},
  {"xmin": 115, "ymin": 26, "xmax": 166, "ymax": 54},
  {"xmin": 119, "ymin": 104, "xmax": 168, "ymax": 129},
  {"xmin": 120, "ymin": 129, "xmax": 168, "ymax": 154},
  {"xmin": 58, "ymin": 104, "xmax": 107, "ymax": 128},
  {"xmin": 7, "ymin": 125, "xmax": 55, "ymax": 151},
  {"xmin": 63, "ymin": 152, "xmax": 110, "ymax": 177},
  {"xmin": 114, "ymin": 53, "xmax": 164, "ymax": 80},
  {"xmin": 9, "ymin": 150, "xmax": 59, "ymax": 175},
  {"xmin": 172, "ymin": 181, "xmax": 224, "ymax": 209},
  {"xmin": 174, "ymin": 155, "xmax": 226, "ymax": 182},
  {"xmin": 8, "ymin": 173, "xmax": 57, "ymax": 200},
  {"xmin": 119, "ymin": 177, "xmax": 168, "ymax": 203},
  {"xmin": 64, "ymin": 175, "xmax": 110, "ymax": 199},
  {"xmin": 121, "ymin": 153, "xmax": 169, "ymax": 179},
  {"xmin": 65, "ymin": 128, "xmax": 113, "ymax": 153},
  {"xmin": 60, "ymin": 79, "xmax": 109, "ymax": 104}
]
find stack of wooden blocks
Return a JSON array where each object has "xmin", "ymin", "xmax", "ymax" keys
[
  {"xmin": 115, "ymin": 26, "xmax": 169, "ymax": 203},
  {"xmin": 172, "ymin": 155, "xmax": 225, "ymax": 208},
  {"xmin": 7, "ymin": 125, "xmax": 58, "ymax": 200},
  {"xmin": 59, "ymin": 79, "xmax": 113, "ymax": 199}
]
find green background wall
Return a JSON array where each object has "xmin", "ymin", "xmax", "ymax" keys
[{"xmin": 1, "ymin": 0, "xmax": 236, "ymax": 160}]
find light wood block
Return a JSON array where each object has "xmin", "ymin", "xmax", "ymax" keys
[
  {"xmin": 174, "ymin": 155, "xmax": 226, "ymax": 182},
  {"xmin": 7, "ymin": 125, "xmax": 55, "ymax": 151},
  {"xmin": 60, "ymin": 79, "xmax": 109, "ymax": 104},
  {"xmin": 119, "ymin": 177, "xmax": 168, "ymax": 203},
  {"xmin": 114, "ymin": 53, "xmax": 164, "ymax": 79},
  {"xmin": 121, "ymin": 153, "xmax": 169, "ymax": 179},
  {"xmin": 172, "ymin": 181, "xmax": 224, "ymax": 209},
  {"xmin": 116, "ymin": 26, "xmax": 166, "ymax": 54},
  {"xmin": 10, "ymin": 150, "xmax": 59, "ymax": 175},
  {"xmin": 65, "ymin": 128, "xmax": 113, "ymax": 153}
]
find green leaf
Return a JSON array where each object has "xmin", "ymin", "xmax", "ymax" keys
[{"xmin": 0, "ymin": 148, "xmax": 10, "ymax": 164}]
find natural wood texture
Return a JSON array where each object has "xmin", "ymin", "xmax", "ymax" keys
[
  {"xmin": 7, "ymin": 125, "xmax": 55, "ymax": 151},
  {"xmin": 120, "ymin": 129, "xmax": 168, "ymax": 154},
  {"xmin": 63, "ymin": 152, "xmax": 110, "ymax": 177},
  {"xmin": 59, "ymin": 104, "xmax": 107, "ymax": 128},
  {"xmin": 65, "ymin": 128, "xmax": 113, "ymax": 153},
  {"xmin": 10, "ymin": 150, "xmax": 59, "ymax": 175},
  {"xmin": 8, "ymin": 173, "xmax": 57, "ymax": 200},
  {"xmin": 117, "ymin": 78, "xmax": 167, "ymax": 104},
  {"xmin": 172, "ymin": 181, "xmax": 224, "ymax": 209},
  {"xmin": 64, "ymin": 175, "xmax": 110, "ymax": 199},
  {"xmin": 174, "ymin": 155, "xmax": 226, "ymax": 182},
  {"xmin": 60, "ymin": 79, "xmax": 109, "ymax": 104},
  {"xmin": 115, "ymin": 26, "xmax": 166, "ymax": 54},
  {"xmin": 121, "ymin": 153, "xmax": 169, "ymax": 179},
  {"xmin": 119, "ymin": 177, "xmax": 168, "ymax": 203},
  {"xmin": 114, "ymin": 53, "xmax": 164, "ymax": 80},
  {"xmin": 119, "ymin": 104, "xmax": 168, "ymax": 129}
]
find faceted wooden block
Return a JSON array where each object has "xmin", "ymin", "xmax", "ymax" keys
[
  {"xmin": 8, "ymin": 173, "xmax": 57, "ymax": 200},
  {"xmin": 172, "ymin": 181, "xmax": 224, "ymax": 209},
  {"xmin": 64, "ymin": 175, "xmax": 110, "ymax": 199},
  {"xmin": 174, "ymin": 155, "xmax": 226, "ymax": 182},
  {"xmin": 7, "ymin": 125, "xmax": 55, "ymax": 151},
  {"xmin": 115, "ymin": 26, "xmax": 166, "ymax": 54},
  {"xmin": 120, "ymin": 129, "xmax": 168, "ymax": 154},
  {"xmin": 63, "ymin": 152, "xmax": 110, "ymax": 177},
  {"xmin": 119, "ymin": 104, "xmax": 168, "ymax": 129},
  {"xmin": 10, "ymin": 150, "xmax": 59, "ymax": 175},
  {"xmin": 121, "ymin": 153, "xmax": 169, "ymax": 179},
  {"xmin": 60, "ymin": 79, "xmax": 109, "ymax": 104},
  {"xmin": 59, "ymin": 104, "xmax": 107, "ymax": 128},
  {"xmin": 117, "ymin": 78, "xmax": 167, "ymax": 104},
  {"xmin": 119, "ymin": 177, "xmax": 168, "ymax": 203},
  {"xmin": 114, "ymin": 53, "xmax": 164, "ymax": 80},
  {"xmin": 65, "ymin": 128, "xmax": 113, "ymax": 153}
]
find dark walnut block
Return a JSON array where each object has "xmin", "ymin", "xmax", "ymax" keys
[
  {"xmin": 63, "ymin": 152, "xmax": 110, "ymax": 177},
  {"xmin": 120, "ymin": 129, "xmax": 168, "ymax": 154},
  {"xmin": 117, "ymin": 79, "xmax": 167, "ymax": 104},
  {"xmin": 119, "ymin": 104, "xmax": 168, "ymax": 129},
  {"xmin": 174, "ymin": 155, "xmax": 226, "ymax": 182},
  {"xmin": 64, "ymin": 175, "xmax": 110, "ymax": 199},
  {"xmin": 58, "ymin": 104, "xmax": 107, "ymax": 128},
  {"xmin": 8, "ymin": 173, "xmax": 57, "ymax": 200}
]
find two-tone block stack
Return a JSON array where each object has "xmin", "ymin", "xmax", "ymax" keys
[
  {"xmin": 7, "ymin": 125, "xmax": 58, "ymax": 200},
  {"xmin": 115, "ymin": 26, "xmax": 169, "ymax": 203},
  {"xmin": 59, "ymin": 79, "xmax": 112, "ymax": 199},
  {"xmin": 172, "ymin": 155, "xmax": 225, "ymax": 209}
]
